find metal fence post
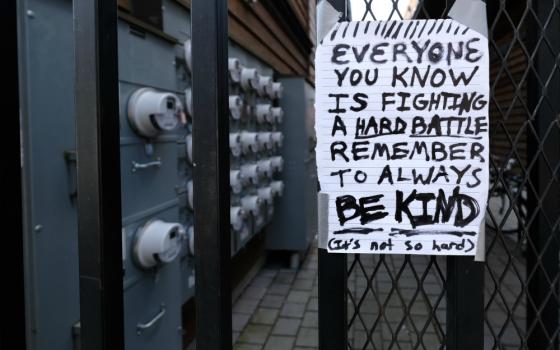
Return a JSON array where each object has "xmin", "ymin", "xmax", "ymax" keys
[
  {"xmin": 318, "ymin": 2, "xmax": 348, "ymax": 349},
  {"xmin": 446, "ymin": 257, "xmax": 484, "ymax": 350},
  {"xmin": 5, "ymin": 0, "xmax": 26, "ymax": 348},
  {"xmin": 74, "ymin": 0, "xmax": 124, "ymax": 348},
  {"xmin": 192, "ymin": 0, "xmax": 232, "ymax": 349},
  {"xmin": 526, "ymin": 0, "xmax": 560, "ymax": 348}
]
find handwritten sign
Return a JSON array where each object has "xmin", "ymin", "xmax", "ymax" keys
[{"xmin": 315, "ymin": 19, "xmax": 489, "ymax": 255}]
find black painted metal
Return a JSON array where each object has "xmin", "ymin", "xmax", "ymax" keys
[
  {"xmin": 446, "ymin": 257, "xmax": 484, "ymax": 350},
  {"xmin": 318, "ymin": 2, "xmax": 348, "ymax": 349},
  {"xmin": 191, "ymin": 0, "xmax": 232, "ymax": 349},
  {"xmin": 74, "ymin": 0, "xmax": 124, "ymax": 348},
  {"xmin": 4, "ymin": 0, "xmax": 26, "ymax": 348},
  {"xmin": 526, "ymin": 0, "xmax": 560, "ymax": 348}
]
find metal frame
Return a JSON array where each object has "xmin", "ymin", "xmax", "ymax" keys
[
  {"xmin": 74, "ymin": 0, "xmax": 124, "ymax": 349},
  {"xmin": 192, "ymin": 0, "xmax": 232, "ymax": 349},
  {"xmin": 5, "ymin": 0, "xmax": 26, "ymax": 348},
  {"xmin": 526, "ymin": 0, "xmax": 560, "ymax": 348}
]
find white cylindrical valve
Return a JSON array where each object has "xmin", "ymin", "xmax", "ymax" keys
[
  {"xmin": 258, "ymin": 187, "xmax": 274, "ymax": 205},
  {"xmin": 240, "ymin": 132, "xmax": 260, "ymax": 154},
  {"xmin": 258, "ymin": 132, "xmax": 273, "ymax": 150},
  {"xmin": 229, "ymin": 133, "xmax": 242, "ymax": 157},
  {"xmin": 271, "ymin": 107, "xmax": 284, "ymax": 124},
  {"xmin": 257, "ymin": 159, "xmax": 273, "ymax": 179},
  {"xmin": 184, "ymin": 39, "xmax": 192, "ymax": 72},
  {"xmin": 184, "ymin": 88, "xmax": 193, "ymax": 118},
  {"xmin": 186, "ymin": 180, "xmax": 194, "ymax": 210},
  {"xmin": 240, "ymin": 68, "xmax": 260, "ymax": 91},
  {"xmin": 271, "ymin": 156, "xmax": 284, "ymax": 173},
  {"xmin": 241, "ymin": 195, "xmax": 263, "ymax": 216},
  {"xmin": 133, "ymin": 220, "xmax": 185, "ymax": 269},
  {"xmin": 228, "ymin": 58, "xmax": 242, "ymax": 83},
  {"xmin": 127, "ymin": 88, "xmax": 183, "ymax": 138},
  {"xmin": 230, "ymin": 170, "xmax": 244, "ymax": 193},
  {"xmin": 271, "ymin": 181, "xmax": 285, "ymax": 197},
  {"xmin": 229, "ymin": 95, "xmax": 243, "ymax": 120},
  {"xmin": 185, "ymin": 134, "xmax": 193, "ymax": 164},
  {"xmin": 186, "ymin": 225, "xmax": 195, "ymax": 256},
  {"xmin": 257, "ymin": 75, "xmax": 273, "ymax": 97},
  {"xmin": 271, "ymin": 82, "xmax": 283, "ymax": 99},
  {"xmin": 240, "ymin": 164, "xmax": 260, "ymax": 185},
  {"xmin": 271, "ymin": 132, "xmax": 283, "ymax": 148},
  {"xmin": 255, "ymin": 104, "xmax": 272, "ymax": 124},
  {"xmin": 230, "ymin": 206, "xmax": 247, "ymax": 231}
]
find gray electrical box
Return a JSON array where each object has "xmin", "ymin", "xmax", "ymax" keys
[
  {"xmin": 18, "ymin": 0, "xmax": 282, "ymax": 349},
  {"xmin": 266, "ymin": 77, "xmax": 317, "ymax": 263}
]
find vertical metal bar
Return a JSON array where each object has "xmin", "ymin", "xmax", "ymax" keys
[
  {"xmin": 4, "ymin": 0, "xmax": 26, "ymax": 348},
  {"xmin": 318, "ymin": 2, "xmax": 347, "ymax": 349},
  {"xmin": 191, "ymin": 0, "xmax": 232, "ymax": 349},
  {"xmin": 526, "ymin": 0, "xmax": 560, "ymax": 348},
  {"xmin": 74, "ymin": 0, "xmax": 124, "ymax": 348},
  {"xmin": 446, "ymin": 257, "xmax": 484, "ymax": 350}
]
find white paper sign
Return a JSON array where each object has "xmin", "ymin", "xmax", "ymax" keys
[{"xmin": 315, "ymin": 19, "xmax": 489, "ymax": 255}]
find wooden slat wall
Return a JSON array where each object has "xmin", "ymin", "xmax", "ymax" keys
[
  {"xmin": 171, "ymin": 0, "xmax": 314, "ymax": 81},
  {"xmin": 489, "ymin": 34, "xmax": 528, "ymax": 167}
]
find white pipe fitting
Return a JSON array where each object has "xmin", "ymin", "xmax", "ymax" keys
[
  {"xmin": 127, "ymin": 88, "xmax": 183, "ymax": 138},
  {"xmin": 185, "ymin": 134, "xmax": 193, "ymax": 164},
  {"xmin": 257, "ymin": 75, "xmax": 273, "ymax": 97},
  {"xmin": 228, "ymin": 58, "xmax": 242, "ymax": 83},
  {"xmin": 257, "ymin": 159, "xmax": 273, "ymax": 179},
  {"xmin": 230, "ymin": 170, "xmax": 244, "ymax": 194},
  {"xmin": 270, "ymin": 156, "xmax": 284, "ymax": 173},
  {"xmin": 133, "ymin": 220, "xmax": 185, "ymax": 269},
  {"xmin": 271, "ymin": 82, "xmax": 283, "ymax": 99},
  {"xmin": 271, "ymin": 181, "xmax": 285, "ymax": 197},
  {"xmin": 240, "ymin": 68, "xmax": 260, "ymax": 91},
  {"xmin": 271, "ymin": 132, "xmax": 283, "ymax": 148},
  {"xmin": 240, "ymin": 132, "xmax": 260, "ymax": 154},
  {"xmin": 184, "ymin": 88, "xmax": 193, "ymax": 118},
  {"xmin": 184, "ymin": 39, "xmax": 192, "ymax": 73},
  {"xmin": 229, "ymin": 133, "xmax": 242, "ymax": 157},
  {"xmin": 186, "ymin": 225, "xmax": 195, "ymax": 256},
  {"xmin": 240, "ymin": 163, "xmax": 260, "ymax": 185},
  {"xmin": 271, "ymin": 107, "xmax": 284, "ymax": 124},
  {"xmin": 258, "ymin": 187, "xmax": 274, "ymax": 205},
  {"xmin": 241, "ymin": 195, "xmax": 263, "ymax": 216},
  {"xmin": 230, "ymin": 206, "xmax": 247, "ymax": 231},
  {"xmin": 229, "ymin": 95, "xmax": 243, "ymax": 120},
  {"xmin": 255, "ymin": 104, "xmax": 273, "ymax": 124},
  {"xmin": 186, "ymin": 180, "xmax": 194, "ymax": 210},
  {"xmin": 258, "ymin": 132, "xmax": 273, "ymax": 150}
]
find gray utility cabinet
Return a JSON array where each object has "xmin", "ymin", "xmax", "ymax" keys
[
  {"xmin": 267, "ymin": 77, "xmax": 317, "ymax": 263},
  {"xmin": 17, "ymin": 0, "xmax": 282, "ymax": 349}
]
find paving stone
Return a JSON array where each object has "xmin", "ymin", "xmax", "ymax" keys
[
  {"xmin": 258, "ymin": 268, "xmax": 278, "ymax": 279},
  {"xmin": 260, "ymin": 294, "xmax": 285, "ymax": 309},
  {"xmin": 263, "ymin": 335, "xmax": 295, "ymax": 350},
  {"xmin": 292, "ymin": 278, "xmax": 314, "ymax": 291},
  {"xmin": 243, "ymin": 286, "xmax": 268, "ymax": 300},
  {"xmin": 233, "ymin": 331, "xmax": 240, "ymax": 344},
  {"xmin": 286, "ymin": 290, "xmax": 310, "ymax": 304},
  {"xmin": 280, "ymin": 302, "xmax": 306, "ymax": 318},
  {"xmin": 234, "ymin": 298, "xmax": 260, "ymax": 315},
  {"xmin": 296, "ymin": 270, "xmax": 316, "ymax": 280},
  {"xmin": 295, "ymin": 327, "xmax": 319, "ymax": 347},
  {"xmin": 234, "ymin": 343, "xmax": 262, "ymax": 350},
  {"xmin": 233, "ymin": 312, "xmax": 251, "ymax": 331},
  {"xmin": 250, "ymin": 276, "xmax": 274, "ymax": 289},
  {"xmin": 301, "ymin": 311, "xmax": 318, "ymax": 328},
  {"xmin": 239, "ymin": 324, "xmax": 272, "ymax": 345},
  {"xmin": 251, "ymin": 308, "xmax": 279, "ymax": 325},
  {"xmin": 268, "ymin": 283, "xmax": 291, "ymax": 296},
  {"xmin": 275, "ymin": 271, "xmax": 296, "ymax": 284},
  {"xmin": 272, "ymin": 317, "xmax": 301, "ymax": 336},
  {"xmin": 307, "ymin": 297, "xmax": 318, "ymax": 311}
]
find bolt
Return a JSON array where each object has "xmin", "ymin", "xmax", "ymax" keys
[
  {"xmin": 26, "ymin": 10, "xmax": 35, "ymax": 18},
  {"xmin": 34, "ymin": 225, "xmax": 43, "ymax": 232}
]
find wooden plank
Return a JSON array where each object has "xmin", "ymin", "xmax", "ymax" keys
[
  {"xmin": 229, "ymin": 1, "xmax": 308, "ymax": 72},
  {"xmin": 229, "ymin": 16, "xmax": 296, "ymax": 75}
]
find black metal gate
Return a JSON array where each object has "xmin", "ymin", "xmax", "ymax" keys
[{"xmin": 318, "ymin": 0, "xmax": 560, "ymax": 349}]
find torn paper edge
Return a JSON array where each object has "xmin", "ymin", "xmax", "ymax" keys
[
  {"xmin": 317, "ymin": 0, "xmax": 342, "ymax": 43},
  {"xmin": 448, "ymin": 0, "xmax": 488, "ymax": 38},
  {"xmin": 318, "ymin": 192, "xmax": 329, "ymax": 249}
]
